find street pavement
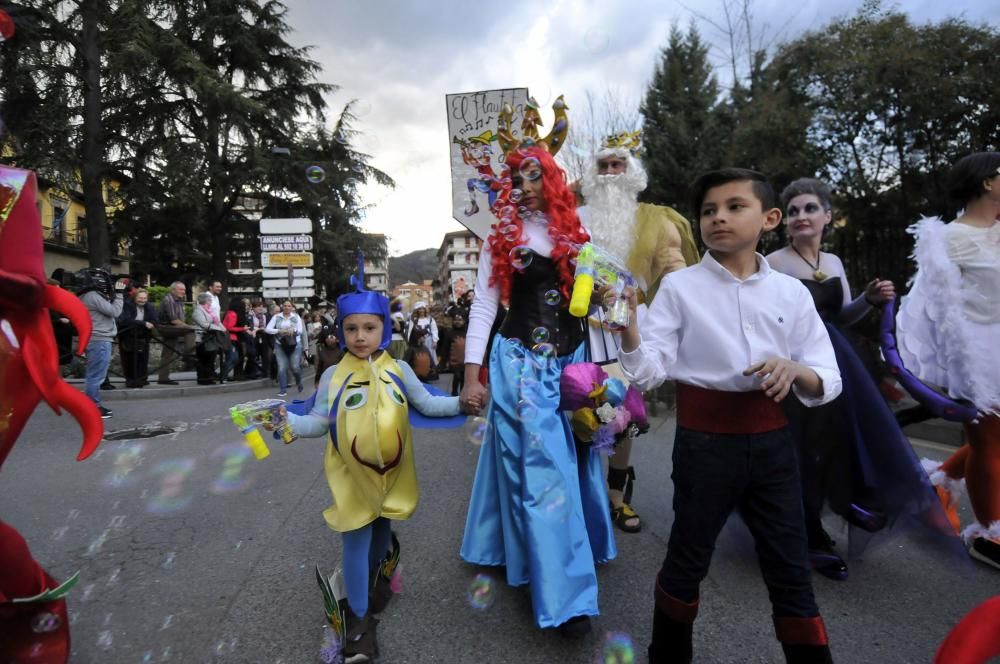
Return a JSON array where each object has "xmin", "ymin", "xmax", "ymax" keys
[{"xmin": 2, "ymin": 378, "xmax": 997, "ymax": 663}]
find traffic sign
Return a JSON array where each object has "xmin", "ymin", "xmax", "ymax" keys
[
  {"xmin": 262, "ymin": 288, "xmax": 315, "ymax": 299},
  {"xmin": 259, "ymin": 218, "xmax": 311, "ymax": 234},
  {"xmin": 261, "ymin": 252, "xmax": 313, "ymax": 267},
  {"xmin": 262, "ymin": 278, "xmax": 314, "ymax": 288},
  {"xmin": 260, "ymin": 235, "xmax": 313, "ymax": 251},
  {"xmin": 261, "ymin": 268, "xmax": 313, "ymax": 279}
]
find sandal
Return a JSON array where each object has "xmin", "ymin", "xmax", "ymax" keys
[{"xmin": 611, "ymin": 502, "xmax": 642, "ymax": 533}]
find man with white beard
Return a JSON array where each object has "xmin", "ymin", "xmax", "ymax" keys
[{"xmin": 577, "ymin": 131, "xmax": 699, "ymax": 533}]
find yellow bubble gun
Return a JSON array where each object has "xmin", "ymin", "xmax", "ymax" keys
[
  {"xmin": 229, "ymin": 399, "xmax": 297, "ymax": 460},
  {"xmin": 568, "ymin": 242, "xmax": 637, "ymax": 330}
]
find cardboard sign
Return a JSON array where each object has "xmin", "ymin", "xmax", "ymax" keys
[{"xmin": 446, "ymin": 88, "xmax": 529, "ymax": 240}]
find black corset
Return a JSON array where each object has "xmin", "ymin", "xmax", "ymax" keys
[
  {"xmin": 800, "ymin": 278, "xmax": 843, "ymax": 322},
  {"xmin": 500, "ymin": 253, "xmax": 584, "ymax": 357}
]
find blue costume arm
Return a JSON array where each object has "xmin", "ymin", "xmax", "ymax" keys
[
  {"xmin": 398, "ymin": 361, "xmax": 460, "ymax": 416},
  {"xmin": 286, "ymin": 364, "xmax": 337, "ymax": 437}
]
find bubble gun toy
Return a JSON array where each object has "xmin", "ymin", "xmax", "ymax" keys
[
  {"xmin": 568, "ymin": 242, "xmax": 637, "ymax": 330},
  {"xmin": 229, "ymin": 399, "xmax": 297, "ymax": 460}
]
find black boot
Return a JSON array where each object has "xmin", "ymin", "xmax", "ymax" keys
[
  {"xmin": 342, "ymin": 601, "xmax": 379, "ymax": 663},
  {"xmin": 369, "ymin": 532, "xmax": 400, "ymax": 616},
  {"xmin": 775, "ymin": 615, "xmax": 833, "ymax": 664},
  {"xmin": 782, "ymin": 644, "xmax": 834, "ymax": 664},
  {"xmin": 648, "ymin": 583, "xmax": 696, "ymax": 664}
]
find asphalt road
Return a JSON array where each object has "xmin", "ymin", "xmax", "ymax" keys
[{"xmin": 2, "ymin": 380, "xmax": 997, "ymax": 663}]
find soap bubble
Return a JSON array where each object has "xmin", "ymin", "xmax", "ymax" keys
[
  {"xmin": 530, "ymin": 327, "xmax": 550, "ymax": 344},
  {"xmin": 334, "ymin": 132, "xmax": 348, "ymax": 145},
  {"xmin": 509, "ymin": 189, "xmax": 524, "ymax": 203},
  {"xmin": 467, "ymin": 574, "xmax": 496, "ymax": 610},
  {"xmin": 510, "ymin": 246, "xmax": 533, "ymax": 270},
  {"xmin": 538, "ymin": 483, "xmax": 569, "ymax": 522},
  {"xmin": 515, "ymin": 399, "xmax": 538, "ymax": 423},
  {"xmin": 353, "ymin": 100, "xmax": 372, "ymax": 117},
  {"xmin": 532, "ymin": 342, "xmax": 556, "ymax": 359},
  {"xmin": 599, "ymin": 631, "xmax": 637, "ymax": 664},
  {"xmin": 463, "ymin": 416, "xmax": 489, "ymax": 447},
  {"xmin": 583, "ymin": 27, "xmax": 611, "ymax": 53},
  {"xmin": 345, "ymin": 177, "xmax": 359, "ymax": 187},
  {"xmin": 518, "ymin": 157, "xmax": 542, "ymax": 181},
  {"xmin": 30, "ymin": 612, "xmax": 61, "ymax": 633},
  {"xmin": 351, "ymin": 162, "xmax": 365, "ymax": 173},
  {"xmin": 305, "ymin": 165, "xmax": 326, "ymax": 184},
  {"xmin": 544, "ymin": 290, "xmax": 561, "ymax": 306},
  {"xmin": 209, "ymin": 443, "xmax": 255, "ymax": 495}
]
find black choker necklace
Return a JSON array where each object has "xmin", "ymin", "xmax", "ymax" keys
[{"xmin": 791, "ymin": 245, "xmax": 827, "ymax": 281}]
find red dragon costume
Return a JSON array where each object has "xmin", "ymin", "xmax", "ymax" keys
[{"xmin": 0, "ymin": 165, "xmax": 103, "ymax": 663}]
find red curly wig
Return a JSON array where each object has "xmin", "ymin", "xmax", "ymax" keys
[{"xmin": 487, "ymin": 146, "xmax": 589, "ymax": 304}]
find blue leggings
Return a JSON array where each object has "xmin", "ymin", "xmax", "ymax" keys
[{"xmin": 340, "ymin": 517, "xmax": 392, "ymax": 617}]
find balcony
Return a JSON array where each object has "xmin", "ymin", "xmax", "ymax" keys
[{"xmin": 42, "ymin": 225, "xmax": 130, "ymax": 261}]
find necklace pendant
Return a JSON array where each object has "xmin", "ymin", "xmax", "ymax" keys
[{"xmin": 813, "ymin": 269, "xmax": 828, "ymax": 281}]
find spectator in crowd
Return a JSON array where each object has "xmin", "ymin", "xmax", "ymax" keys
[
  {"xmin": 207, "ymin": 280, "xmax": 223, "ymax": 320},
  {"xmin": 449, "ymin": 309, "xmax": 468, "ymax": 396},
  {"xmin": 193, "ymin": 291, "xmax": 232, "ymax": 384},
  {"xmin": 48, "ymin": 269, "xmax": 81, "ymax": 375},
  {"xmin": 266, "ymin": 299, "xmax": 305, "ymax": 396},
  {"xmin": 156, "ymin": 281, "xmax": 196, "ymax": 385},
  {"xmin": 116, "ymin": 287, "xmax": 158, "ymax": 388},
  {"xmin": 307, "ymin": 311, "xmax": 323, "ymax": 365},
  {"xmin": 388, "ymin": 300, "xmax": 408, "ymax": 360},
  {"xmin": 314, "ymin": 309, "xmax": 343, "ymax": 387},
  {"xmin": 249, "ymin": 300, "xmax": 270, "ymax": 381},
  {"xmin": 79, "ymin": 268, "xmax": 123, "ymax": 418},
  {"xmin": 223, "ymin": 297, "xmax": 250, "ymax": 381}
]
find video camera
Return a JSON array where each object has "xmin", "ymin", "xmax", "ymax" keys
[{"xmin": 59, "ymin": 267, "xmax": 126, "ymax": 298}]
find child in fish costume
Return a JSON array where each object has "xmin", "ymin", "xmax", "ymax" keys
[{"xmin": 285, "ymin": 256, "xmax": 477, "ymax": 663}]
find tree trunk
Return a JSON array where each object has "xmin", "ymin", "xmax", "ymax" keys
[{"xmin": 80, "ymin": 0, "xmax": 110, "ymax": 268}]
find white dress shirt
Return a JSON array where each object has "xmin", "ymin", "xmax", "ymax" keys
[{"xmin": 619, "ymin": 252, "xmax": 842, "ymax": 407}]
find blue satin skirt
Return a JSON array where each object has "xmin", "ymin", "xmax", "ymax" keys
[{"xmin": 460, "ymin": 334, "xmax": 617, "ymax": 628}]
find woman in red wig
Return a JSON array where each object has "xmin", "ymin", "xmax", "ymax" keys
[{"xmin": 458, "ymin": 145, "xmax": 616, "ymax": 636}]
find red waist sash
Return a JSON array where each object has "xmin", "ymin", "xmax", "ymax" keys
[{"xmin": 676, "ymin": 383, "xmax": 788, "ymax": 435}]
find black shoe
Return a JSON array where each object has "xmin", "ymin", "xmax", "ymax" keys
[
  {"xmin": 558, "ymin": 615, "xmax": 591, "ymax": 638},
  {"xmin": 100, "ymin": 381, "xmax": 116, "ymax": 390},
  {"xmin": 970, "ymin": 537, "xmax": 1000, "ymax": 570},
  {"xmin": 99, "ymin": 406, "xmax": 113, "ymax": 419},
  {"xmin": 158, "ymin": 379, "xmax": 180, "ymax": 385},
  {"xmin": 197, "ymin": 379, "xmax": 216, "ymax": 385},
  {"xmin": 808, "ymin": 526, "xmax": 848, "ymax": 581}
]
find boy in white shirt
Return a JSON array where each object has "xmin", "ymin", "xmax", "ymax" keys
[{"xmin": 619, "ymin": 169, "xmax": 842, "ymax": 664}]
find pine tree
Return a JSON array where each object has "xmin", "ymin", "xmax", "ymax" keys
[{"xmin": 639, "ymin": 24, "xmax": 723, "ymax": 217}]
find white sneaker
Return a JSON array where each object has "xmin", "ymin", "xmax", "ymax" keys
[{"xmin": 277, "ymin": 391, "xmax": 287, "ymax": 397}]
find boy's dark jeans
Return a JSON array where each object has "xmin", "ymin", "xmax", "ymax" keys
[{"xmin": 660, "ymin": 425, "xmax": 819, "ymax": 619}]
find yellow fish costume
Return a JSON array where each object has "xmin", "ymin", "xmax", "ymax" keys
[
  {"xmin": 284, "ymin": 252, "xmax": 462, "ymax": 662},
  {"xmin": 322, "ymin": 350, "xmax": 418, "ymax": 532}
]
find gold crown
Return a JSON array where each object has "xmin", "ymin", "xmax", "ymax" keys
[
  {"xmin": 601, "ymin": 131, "xmax": 642, "ymax": 155},
  {"xmin": 497, "ymin": 95, "xmax": 569, "ymax": 159}
]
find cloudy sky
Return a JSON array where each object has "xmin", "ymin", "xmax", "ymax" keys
[{"xmin": 281, "ymin": 0, "xmax": 997, "ymax": 257}]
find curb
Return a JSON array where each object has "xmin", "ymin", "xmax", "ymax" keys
[{"xmin": 70, "ymin": 370, "xmax": 316, "ymax": 402}]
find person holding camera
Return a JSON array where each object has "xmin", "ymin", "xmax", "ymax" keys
[{"xmin": 78, "ymin": 268, "xmax": 124, "ymax": 418}]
